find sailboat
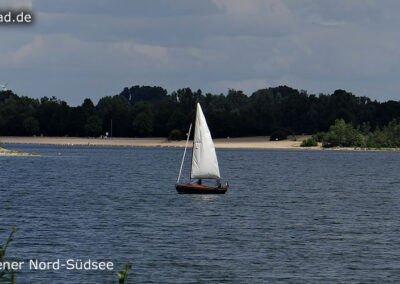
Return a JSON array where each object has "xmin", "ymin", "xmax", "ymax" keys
[{"xmin": 175, "ymin": 103, "xmax": 229, "ymax": 194}]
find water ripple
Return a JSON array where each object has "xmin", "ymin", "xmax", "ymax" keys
[{"xmin": 1, "ymin": 145, "xmax": 400, "ymax": 282}]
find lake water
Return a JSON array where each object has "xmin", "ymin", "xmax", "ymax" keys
[{"xmin": 1, "ymin": 144, "xmax": 400, "ymax": 283}]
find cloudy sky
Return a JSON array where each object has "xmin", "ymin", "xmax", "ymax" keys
[{"xmin": 1, "ymin": 0, "xmax": 400, "ymax": 105}]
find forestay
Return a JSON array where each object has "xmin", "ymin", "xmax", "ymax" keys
[{"xmin": 190, "ymin": 103, "xmax": 221, "ymax": 179}]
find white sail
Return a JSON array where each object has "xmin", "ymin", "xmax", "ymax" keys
[{"xmin": 190, "ymin": 103, "xmax": 221, "ymax": 179}]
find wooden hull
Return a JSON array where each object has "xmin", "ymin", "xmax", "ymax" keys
[{"xmin": 176, "ymin": 183, "xmax": 229, "ymax": 194}]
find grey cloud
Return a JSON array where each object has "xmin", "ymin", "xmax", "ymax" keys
[
  {"xmin": 2, "ymin": 0, "xmax": 400, "ymax": 105},
  {"xmin": 33, "ymin": 0, "xmax": 220, "ymax": 17}
]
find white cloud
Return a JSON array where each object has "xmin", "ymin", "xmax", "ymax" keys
[
  {"xmin": 112, "ymin": 42, "xmax": 170, "ymax": 66},
  {"xmin": 7, "ymin": 36, "xmax": 43, "ymax": 63}
]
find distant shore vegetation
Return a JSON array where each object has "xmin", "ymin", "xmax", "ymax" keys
[
  {"xmin": 300, "ymin": 118, "xmax": 400, "ymax": 149},
  {"xmin": 1, "ymin": 85, "xmax": 400, "ymax": 148}
]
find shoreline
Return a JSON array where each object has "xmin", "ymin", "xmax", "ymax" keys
[
  {"xmin": 1, "ymin": 136, "xmax": 399, "ymax": 152},
  {"xmin": 0, "ymin": 136, "xmax": 309, "ymax": 150}
]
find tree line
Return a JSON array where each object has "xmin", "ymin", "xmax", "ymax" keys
[{"xmin": 0, "ymin": 85, "xmax": 399, "ymax": 139}]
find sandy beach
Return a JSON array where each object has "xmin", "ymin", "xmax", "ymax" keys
[{"xmin": 0, "ymin": 136, "xmax": 318, "ymax": 150}]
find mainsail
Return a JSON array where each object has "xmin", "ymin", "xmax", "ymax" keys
[{"xmin": 190, "ymin": 103, "xmax": 221, "ymax": 179}]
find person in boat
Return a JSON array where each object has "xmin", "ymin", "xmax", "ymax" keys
[
  {"xmin": 197, "ymin": 179, "xmax": 202, "ymax": 185},
  {"xmin": 216, "ymin": 178, "xmax": 221, "ymax": 188}
]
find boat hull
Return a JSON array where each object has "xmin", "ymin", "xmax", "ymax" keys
[{"xmin": 176, "ymin": 184, "xmax": 228, "ymax": 194}]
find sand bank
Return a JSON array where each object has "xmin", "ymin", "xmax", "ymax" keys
[
  {"xmin": 0, "ymin": 146, "xmax": 39, "ymax": 156},
  {"xmin": 0, "ymin": 136, "xmax": 316, "ymax": 150}
]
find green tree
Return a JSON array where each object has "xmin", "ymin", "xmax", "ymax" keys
[
  {"xmin": 132, "ymin": 112, "xmax": 153, "ymax": 136},
  {"xmin": 23, "ymin": 116, "xmax": 39, "ymax": 135},
  {"xmin": 323, "ymin": 119, "xmax": 364, "ymax": 147},
  {"xmin": 85, "ymin": 115, "xmax": 102, "ymax": 137},
  {"xmin": 97, "ymin": 96, "xmax": 133, "ymax": 137},
  {"xmin": 301, "ymin": 137, "xmax": 318, "ymax": 147}
]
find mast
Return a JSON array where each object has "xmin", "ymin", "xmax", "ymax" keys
[{"xmin": 177, "ymin": 123, "xmax": 192, "ymax": 184}]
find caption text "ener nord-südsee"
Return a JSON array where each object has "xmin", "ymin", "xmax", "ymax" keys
[{"xmin": 0, "ymin": 259, "xmax": 114, "ymax": 271}]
